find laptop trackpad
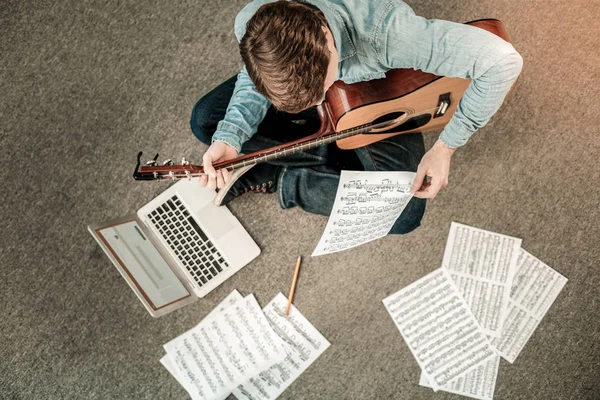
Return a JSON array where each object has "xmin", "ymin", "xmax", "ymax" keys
[{"xmin": 198, "ymin": 204, "xmax": 234, "ymax": 241}]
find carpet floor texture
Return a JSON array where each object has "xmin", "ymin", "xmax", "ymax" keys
[{"xmin": 1, "ymin": 0, "xmax": 599, "ymax": 399}]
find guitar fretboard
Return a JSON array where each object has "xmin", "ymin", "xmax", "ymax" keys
[{"xmin": 222, "ymin": 121, "xmax": 376, "ymax": 172}]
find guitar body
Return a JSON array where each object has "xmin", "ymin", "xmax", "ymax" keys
[
  {"xmin": 325, "ymin": 19, "xmax": 511, "ymax": 150},
  {"xmin": 332, "ymin": 75, "xmax": 471, "ymax": 149}
]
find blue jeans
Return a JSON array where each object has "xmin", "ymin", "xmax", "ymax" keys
[{"xmin": 191, "ymin": 76, "xmax": 426, "ymax": 234}]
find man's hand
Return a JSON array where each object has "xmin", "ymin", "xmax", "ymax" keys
[
  {"xmin": 410, "ymin": 139, "xmax": 456, "ymax": 199},
  {"xmin": 200, "ymin": 141, "xmax": 238, "ymax": 190}
]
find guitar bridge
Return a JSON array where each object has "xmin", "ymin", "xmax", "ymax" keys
[{"xmin": 434, "ymin": 93, "xmax": 451, "ymax": 118}]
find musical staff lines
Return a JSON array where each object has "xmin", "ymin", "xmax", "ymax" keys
[{"xmin": 312, "ymin": 171, "xmax": 416, "ymax": 256}]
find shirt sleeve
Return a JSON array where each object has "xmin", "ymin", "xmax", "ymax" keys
[
  {"xmin": 211, "ymin": 1, "xmax": 272, "ymax": 152},
  {"xmin": 212, "ymin": 65, "xmax": 271, "ymax": 152},
  {"xmin": 377, "ymin": 3, "xmax": 523, "ymax": 148}
]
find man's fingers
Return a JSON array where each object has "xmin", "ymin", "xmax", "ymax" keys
[
  {"xmin": 198, "ymin": 174, "xmax": 208, "ymax": 187},
  {"xmin": 414, "ymin": 180, "xmax": 443, "ymax": 199},
  {"xmin": 222, "ymin": 168, "xmax": 233, "ymax": 184},
  {"xmin": 411, "ymin": 166, "xmax": 428, "ymax": 194},
  {"xmin": 207, "ymin": 174, "xmax": 217, "ymax": 191},
  {"xmin": 216, "ymin": 170, "xmax": 225, "ymax": 189},
  {"xmin": 202, "ymin": 153, "xmax": 217, "ymax": 178}
]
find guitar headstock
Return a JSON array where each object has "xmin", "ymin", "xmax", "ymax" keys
[{"xmin": 133, "ymin": 152, "xmax": 204, "ymax": 181}]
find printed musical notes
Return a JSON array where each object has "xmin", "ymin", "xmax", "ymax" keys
[
  {"xmin": 420, "ymin": 355, "xmax": 500, "ymax": 400},
  {"xmin": 312, "ymin": 171, "xmax": 416, "ymax": 256},
  {"xmin": 233, "ymin": 293, "xmax": 331, "ymax": 400},
  {"xmin": 162, "ymin": 293, "xmax": 288, "ymax": 400},
  {"xmin": 386, "ymin": 223, "xmax": 567, "ymax": 400},
  {"xmin": 489, "ymin": 249, "xmax": 567, "ymax": 363},
  {"xmin": 161, "ymin": 291, "xmax": 330, "ymax": 400},
  {"xmin": 383, "ymin": 268, "xmax": 497, "ymax": 391},
  {"xmin": 442, "ymin": 223, "xmax": 522, "ymax": 338}
]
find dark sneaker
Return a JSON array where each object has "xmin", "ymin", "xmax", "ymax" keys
[{"xmin": 216, "ymin": 163, "xmax": 281, "ymax": 205}]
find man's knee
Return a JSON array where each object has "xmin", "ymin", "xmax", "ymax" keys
[
  {"xmin": 389, "ymin": 197, "xmax": 426, "ymax": 235},
  {"xmin": 190, "ymin": 96, "xmax": 216, "ymax": 146}
]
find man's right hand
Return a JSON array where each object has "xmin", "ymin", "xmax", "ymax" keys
[{"xmin": 200, "ymin": 141, "xmax": 238, "ymax": 190}]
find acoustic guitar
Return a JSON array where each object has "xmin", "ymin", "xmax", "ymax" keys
[{"xmin": 134, "ymin": 19, "xmax": 512, "ymax": 181}]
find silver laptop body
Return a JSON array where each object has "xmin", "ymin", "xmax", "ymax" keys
[{"xmin": 88, "ymin": 179, "xmax": 260, "ymax": 317}]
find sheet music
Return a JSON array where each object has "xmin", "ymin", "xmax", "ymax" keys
[
  {"xmin": 163, "ymin": 294, "xmax": 288, "ymax": 400},
  {"xmin": 312, "ymin": 171, "xmax": 416, "ymax": 256},
  {"xmin": 383, "ymin": 268, "xmax": 497, "ymax": 391},
  {"xmin": 161, "ymin": 290, "xmax": 244, "ymax": 398},
  {"xmin": 442, "ymin": 222, "xmax": 522, "ymax": 337},
  {"xmin": 490, "ymin": 249, "xmax": 567, "ymax": 363},
  {"xmin": 233, "ymin": 293, "xmax": 331, "ymax": 400},
  {"xmin": 419, "ymin": 355, "xmax": 500, "ymax": 400}
]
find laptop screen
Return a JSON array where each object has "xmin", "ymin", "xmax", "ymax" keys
[{"xmin": 95, "ymin": 220, "xmax": 191, "ymax": 310}]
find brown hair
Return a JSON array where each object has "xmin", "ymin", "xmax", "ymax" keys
[{"xmin": 239, "ymin": 1, "xmax": 330, "ymax": 113}]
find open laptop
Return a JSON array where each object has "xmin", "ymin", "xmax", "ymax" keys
[{"xmin": 88, "ymin": 179, "xmax": 260, "ymax": 317}]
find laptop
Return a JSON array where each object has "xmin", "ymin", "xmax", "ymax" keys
[{"xmin": 88, "ymin": 178, "xmax": 260, "ymax": 317}]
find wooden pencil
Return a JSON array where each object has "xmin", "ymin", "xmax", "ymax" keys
[{"xmin": 285, "ymin": 256, "xmax": 302, "ymax": 316}]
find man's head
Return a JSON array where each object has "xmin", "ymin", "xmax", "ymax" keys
[{"xmin": 240, "ymin": 1, "xmax": 339, "ymax": 113}]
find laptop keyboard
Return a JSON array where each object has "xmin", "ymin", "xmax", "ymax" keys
[{"xmin": 146, "ymin": 195, "xmax": 228, "ymax": 287}]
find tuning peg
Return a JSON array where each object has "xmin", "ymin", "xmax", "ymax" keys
[
  {"xmin": 162, "ymin": 159, "xmax": 173, "ymax": 166},
  {"xmin": 146, "ymin": 160, "xmax": 157, "ymax": 166},
  {"xmin": 181, "ymin": 157, "xmax": 190, "ymax": 165}
]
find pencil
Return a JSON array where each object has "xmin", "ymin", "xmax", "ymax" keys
[{"xmin": 285, "ymin": 256, "xmax": 302, "ymax": 316}]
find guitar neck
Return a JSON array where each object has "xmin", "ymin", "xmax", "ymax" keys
[
  {"xmin": 134, "ymin": 118, "xmax": 387, "ymax": 181},
  {"xmin": 215, "ymin": 122, "xmax": 372, "ymax": 173}
]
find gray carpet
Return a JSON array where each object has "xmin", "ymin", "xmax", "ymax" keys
[{"xmin": 1, "ymin": 0, "xmax": 599, "ymax": 399}]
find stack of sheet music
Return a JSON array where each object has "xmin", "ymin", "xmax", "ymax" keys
[
  {"xmin": 161, "ymin": 291, "xmax": 330, "ymax": 400},
  {"xmin": 383, "ymin": 222, "xmax": 568, "ymax": 400}
]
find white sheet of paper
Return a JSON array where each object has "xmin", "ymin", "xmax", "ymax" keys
[
  {"xmin": 232, "ymin": 293, "xmax": 331, "ymax": 400},
  {"xmin": 312, "ymin": 171, "xmax": 415, "ymax": 256},
  {"xmin": 160, "ymin": 290, "xmax": 244, "ymax": 397},
  {"xmin": 383, "ymin": 268, "xmax": 497, "ymax": 391},
  {"xmin": 419, "ymin": 355, "xmax": 500, "ymax": 400},
  {"xmin": 442, "ymin": 222, "xmax": 522, "ymax": 338},
  {"xmin": 164, "ymin": 294, "xmax": 288, "ymax": 400},
  {"xmin": 490, "ymin": 249, "xmax": 567, "ymax": 363}
]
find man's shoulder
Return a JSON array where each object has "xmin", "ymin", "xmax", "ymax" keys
[
  {"xmin": 234, "ymin": 0, "xmax": 276, "ymax": 42},
  {"xmin": 232, "ymin": 0, "xmax": 415, "ymax": 43}
]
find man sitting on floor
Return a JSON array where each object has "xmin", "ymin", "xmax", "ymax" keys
[{"xmin": 190, "ymin": 0, "xmax": 522, "ymax": 234}]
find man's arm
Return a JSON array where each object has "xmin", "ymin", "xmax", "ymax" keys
[
  {"xmin": 211, "ymin": 0, "xmax": 273, "ymax": 153},
  {"xmin": 201, "ymin": 65, "xmax": 270, "ymax": 192},
  {"xmin": 211, "ymin": 65, "xmax": 271, "ymax": 153},
  {"xmin": 376, "ymin": 2, "xmax": 522, "ymax": 198},
  {"xmin": 200, "ymin": 1, "xmax": 272, "ymax": 189},
  {"xmin": 378, "ymin": 3, "xmax": 523, "ymax": 149}
]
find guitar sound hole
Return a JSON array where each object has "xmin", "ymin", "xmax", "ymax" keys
[
  {"xmin": 369, "ymin": 113, "xmax": 432, "ymax": 134},
  {"xmin": 372, "ymin": 112, "xmax": 405, "ymax": 127}
]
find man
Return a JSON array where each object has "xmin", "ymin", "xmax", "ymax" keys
[{"xmin": 190, "ymin": 0, "xmax": 522, "ymax": 234}]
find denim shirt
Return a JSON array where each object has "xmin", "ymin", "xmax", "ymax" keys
[{"xmin": 212, "ymin": 0, "xmax": 523, "ymax": 152}]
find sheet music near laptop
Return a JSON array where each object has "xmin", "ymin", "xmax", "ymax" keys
[
  {"xmin": 160, "ymin": 290, "xmax": 245, "ymax": 400},
  {"xmin": 312, "ymin": 170, "xmax": 416, "ymax": 256},
  {"xmin": 163, "ymin": 294, "xmax": 288, "ymax": 400},
  {"xmin": 233, "ymin": 293, "xmax": 331, "ymax": 400},
  {"xmin": 161, "ymin": 291, "xmax": 330, "ymax": 400}
]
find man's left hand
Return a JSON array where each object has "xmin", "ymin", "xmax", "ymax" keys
[{"xmin": 410, "ymin": 139, "xmax": 456, "ymax": 199}]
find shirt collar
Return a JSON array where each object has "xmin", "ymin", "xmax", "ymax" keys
[{"xmin": 306, "ymin": 0, "xmax": 357, "ymax": 62}]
